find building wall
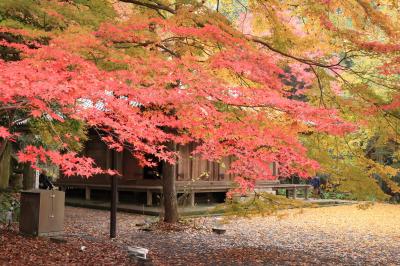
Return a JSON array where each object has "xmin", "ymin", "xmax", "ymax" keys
[
  {"xmin": 176, "ymin": 143, "xmax": 234, "ymax": 182},
  {"xmin": 57, "ymin": 136, "xmax": 277, "ymax": 188}
]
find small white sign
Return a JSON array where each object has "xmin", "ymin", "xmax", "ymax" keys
[{"xmin": 34, "ymin": 169, "xmax": 40, "ymax": 189}]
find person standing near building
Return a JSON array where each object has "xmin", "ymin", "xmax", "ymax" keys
[
  {"xmin": 310, "ymin": 175, "xmax": 321, "ymax": 197},
  {"xmin": 39, "ymin": 169, "xmax": 54, "ymax": 190}
]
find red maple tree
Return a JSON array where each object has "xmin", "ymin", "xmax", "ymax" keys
[
  {"xmin": 0, "ymin": 21, "xmax": 353, "ymax": 178},
  {"xmin": 0, "ymin": 8, "xmax": 357, "ymax": 221}
]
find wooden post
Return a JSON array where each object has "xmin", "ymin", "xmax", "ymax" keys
[
  {"xmin": 110, "ymin": 150, "xmax": 117, "ymax": 239},
  {"xmin": 293, "ymin": 188, "xmax": 297, "ymax": 199},
  {"xmin": 0, "ymin": 142, "xmax": 11, "ymax": 189},
  {"xmin": 285, "ymin": 189, "xmax": 289, "ymax": 198},
  {"xmin": 22, "ymin": 163, "xmax": 35, "ymax": 190},
  {"xmin": 85, "ymin": 187, "xmax": 91, "ymax": 200},
  {"xmin": 146, "ymin": 190, "xmax": 153, "ymax": 206},
  {"xmin": 304, "ymin": 187, "xmax": 309, "ymax": 200},
  {"xmin": 110, "ymin": 175, "xmax": 117, "ymax": 238},
  {"xmin": 189, "ymin": 192, "xmax": 195, "ymax": 207}
]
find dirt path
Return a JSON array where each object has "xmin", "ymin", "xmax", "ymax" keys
[{"xmin": 59, "ymin": 203, "xmax": 400, "ymax": 265}]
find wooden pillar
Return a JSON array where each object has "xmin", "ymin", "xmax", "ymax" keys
[
  {"xmin": 285, "ymin": 189, "xmax": 289, "ymax": 198},
  {"xmin": 189, "ymin": 192, "xmax": 195, "ymax": 207},
  {"xmin": 115, "ymin": 151, "xmax": 123, "ymax": 174},
  {"xmin": 304, "ymin": 187, "xmax": 309, "ymax": 200},
  {"xmin": 22, "ymin": 163, "xmax": 35, "ymax": 190},
  {"xmin": 106, "ymin": 149, "xmax": 112, "ymax": 169},
  {"xmin": 85, "ymin": 187, "xmax": 91, "ymax": 200},
  {"xmin": 146, "ymin": 190, "xmax": 153, "ymax": 206},
  {"xmin": 110, "ymin": 175, "xmax": 117, "ymax": 238},
  {"xmin": 110, "ymin": 149, "xmax": 117, "ymax": 239},
  {"xmin": 293, "ymin": 188, "xmax": 297, "ymax": 199},
  {"xmin": 0, "ymin": 142, "xmax": 11, "ymax": 189}
]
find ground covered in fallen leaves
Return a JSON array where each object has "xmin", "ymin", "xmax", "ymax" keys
[
  {"xmin": 0, "ymin": 228, "xmax": 131, "ymax": 265},
  {"xmin": 1, "ymin": 203, "xmax": 400, "ymax": 265}
]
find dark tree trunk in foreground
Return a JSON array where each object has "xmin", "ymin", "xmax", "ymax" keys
[{"xmin": 162, "ymin": 143, "xmax": 178, "ymax": 223}]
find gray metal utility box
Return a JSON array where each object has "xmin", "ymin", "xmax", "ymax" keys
[{"xmin": 19, "ymin": 189, "xmax": 65, "ymax": 236}]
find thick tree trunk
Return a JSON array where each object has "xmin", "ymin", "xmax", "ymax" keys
[
  {"xmin": 162, "ymin": 143, "xmax": 178, "ymax": 223},
  {"xmin": 22, "ymin": 163, "xmax": 35, "ymax": 190},
  {"xmin": 0, "ymin": 142, "xmax": 11, "ymax": 189}
]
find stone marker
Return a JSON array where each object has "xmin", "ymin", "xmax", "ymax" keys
[
  {"xmin": 212, "ymin": 216, "xmax": 226, "ymax": 234},
  {"xmin": 212, "ymin": 228, "xmax": 226, "ymax": 234},
  {"xmin": 127, "ymin": 246, "xmax": 149, "ymax": 260},
  {"xmin": 5, "ymin": 210, "xmax": 12, "ymax": 227}
]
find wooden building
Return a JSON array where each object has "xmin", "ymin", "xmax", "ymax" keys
[{"xmin": 56, "ymin": 133, "xmax": 279, "ymax": 206}]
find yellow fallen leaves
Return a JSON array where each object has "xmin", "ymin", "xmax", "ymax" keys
[{"xmin": 271, "ymin": 203, "xmax": 400, "ymax": 237}]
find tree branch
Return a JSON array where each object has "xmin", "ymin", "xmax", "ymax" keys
[
  {"xmin": 250, "ymin": 37, "xmax": 349, "ymax": 69},
  {"xmin": 310, "ymin": 66, "xmax": 326, "ymax": 107},
  {"xmin": 155, "ymin": 44, "xmax": 181, "ymax": 58},
  {"xmin": 118, "ymin": 0, "xmax": 176, "ymax": 14}
]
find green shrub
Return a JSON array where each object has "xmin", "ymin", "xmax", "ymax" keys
[{"xmin": 0, "ymin": 191, "xmax": 20, "ymax": 223}]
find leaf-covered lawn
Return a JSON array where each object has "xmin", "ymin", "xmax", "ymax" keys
[
  {"xmin": 0, "ymin": 229, "xmax": 132, "ymax": 265},
  {"xmin": 1, "ymin": 203, "xmax": 400, "ymax": 265}
]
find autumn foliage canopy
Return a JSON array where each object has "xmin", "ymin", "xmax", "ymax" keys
[{"xmin": 1, "ymin": 0, "xmax": 400, "ymax": 193}]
